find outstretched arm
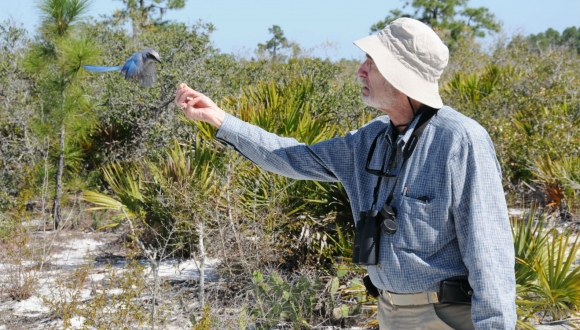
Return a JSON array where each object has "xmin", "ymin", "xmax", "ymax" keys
[
  {"xmin": 174, "ymin": 83, "xmax": 226, "ymax": 128},
  {"xmin": 172, "ymin": 83, "xmax": 357, "ymax": 182}
]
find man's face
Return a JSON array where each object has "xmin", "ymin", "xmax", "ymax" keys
[{"xmin": 357, "ymin": 55, "xmax": 399, "ymax": 112}]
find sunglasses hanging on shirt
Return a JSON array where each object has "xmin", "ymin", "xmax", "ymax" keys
[{"xmin": 352, "ymin": 107, "xmax": 438, "ymax": 265}]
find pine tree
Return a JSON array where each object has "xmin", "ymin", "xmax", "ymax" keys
[{"xmin": 25, "ymin": 0, "xmax": 99, "ymax": 228}]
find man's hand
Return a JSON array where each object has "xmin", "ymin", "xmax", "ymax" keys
[{"xmin": 174, "ymin": 83, "xmax": 226, "ymax": 128}]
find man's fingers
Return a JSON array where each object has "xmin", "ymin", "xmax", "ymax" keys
[
  {"xmin": 183, "ymin": 96, "xmax": 195, "ymax": 107},
  {"xmin": 175, "ymin": 85, "xmax": 213, "ymax": 120},
  {"xmin": 175, "ymin": 87, "xmax": 187, "ymax": 106},
  {"xmin": 180, "ymin": 90, "xmax": 199, "ymax": 105},
  {"xmin": 174, "ymin": 83, "xmax": 193, "ymax": 106},
  {"xmin": 186, "ymin": 96, "xmax": 202, "ymax": 106}
]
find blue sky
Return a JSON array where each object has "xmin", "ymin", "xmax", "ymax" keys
[{"xmin": 2, "ymin": 0, "xmax": 579, "ymax": 61}]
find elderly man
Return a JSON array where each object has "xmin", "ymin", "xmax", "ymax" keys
[{"xmin": 175, "ymin": 17, "xmax": 516, "ymax": 329}]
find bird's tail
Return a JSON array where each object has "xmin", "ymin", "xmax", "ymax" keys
[{"xmin": 82, "ymin": 65, "xmax": 123, "ymax": 72}]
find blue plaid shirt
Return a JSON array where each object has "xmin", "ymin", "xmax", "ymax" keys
[{"xmin": 216, "ymin": 106, "xmax": 516, "ymax": 329}]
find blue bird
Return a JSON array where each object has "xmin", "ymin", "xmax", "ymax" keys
[{"xmin": 83, "ymin": 48, "xmax": 162, "ymax": 87}]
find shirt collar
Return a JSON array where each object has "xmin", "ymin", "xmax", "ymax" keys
[{"xmin": 391, "ymin": 112, "xmax": 426, "ymax": 147}]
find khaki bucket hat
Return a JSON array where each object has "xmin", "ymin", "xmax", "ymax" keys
[{"xmin": 354, "ymin": 17, "xmax": 449, "ymax": 109}]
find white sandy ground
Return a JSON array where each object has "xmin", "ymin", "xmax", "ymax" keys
[
  {"xmin": 1, "ymin": 209, "xmax": 579, "ymax": 329},
  {"xmin": 49, "ymin": 238, "xmax": 106, "ymax": 268},
  {"xmin": 0, "ymin": 232, "xmax": 220, "ymax": 329}
]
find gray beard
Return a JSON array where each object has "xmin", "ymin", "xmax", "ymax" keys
[{"xmin": 361, "ymin": 94, "xmax": 396, "ymax": 111}]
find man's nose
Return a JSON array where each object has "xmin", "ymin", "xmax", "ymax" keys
[{"xmin": 358, "ymin": 64, "xmax": 367, "ymax": 78}]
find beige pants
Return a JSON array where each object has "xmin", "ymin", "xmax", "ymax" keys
[{"xmin": 378, "ymin": 293, "xmax": 474, "ymax": 330}]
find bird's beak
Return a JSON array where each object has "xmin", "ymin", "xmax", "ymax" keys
[{"xmin": 155, "ymin": 58, "xmax": 162, "ymax": 64}]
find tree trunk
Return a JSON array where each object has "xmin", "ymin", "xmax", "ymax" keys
[{"xmin": 52, "ymin": 123, "xmax": 65, "ymax": 229}]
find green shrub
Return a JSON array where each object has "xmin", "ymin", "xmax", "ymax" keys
[
  {"xmin": 83, "ymin": 138, "xmax": 223, "ymax": 257},
  {"xmin": 250, "ymin": 270, "xmax": 322, "ymax": 329},
  {"xmin": 512, "ymin": 205, "xmax": 580, "ymax": 327}
]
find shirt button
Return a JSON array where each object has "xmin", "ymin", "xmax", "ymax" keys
[{"xmin": 377, "ymin": 263, "xmax": 382, "ymax": 269}]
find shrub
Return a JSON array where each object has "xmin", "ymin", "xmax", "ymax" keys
[{"xmin": 512, "ymin": 205, "xmax": 580, "ymax": 326}]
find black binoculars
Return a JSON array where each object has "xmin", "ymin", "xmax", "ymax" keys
[{"xmin": 352, "ymin": 204, "xmax": 398, "ymax": 265}]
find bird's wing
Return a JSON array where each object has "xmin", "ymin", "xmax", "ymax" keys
[
  {"xmin": 121, "ymin": 52, "xmax": 143, "ymax": 78},
  {"xmin": 83, "ymin": 65, "xmax": 123, "ymax": 72},
  {"xmin": 136, "ymin": 61, "xmax": 157, "ymax": 87}
]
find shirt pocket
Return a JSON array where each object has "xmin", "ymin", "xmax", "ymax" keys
[{"xmin": 392, "ymin": 195, "xmax": 452, "ymax": 254}]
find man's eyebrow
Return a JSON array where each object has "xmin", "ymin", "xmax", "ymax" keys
[{"xmin": 366, "ymin": 54, "xmax": 373, "ymax": 60}]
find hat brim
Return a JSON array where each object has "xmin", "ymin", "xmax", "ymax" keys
[{"xmin": 354, "ymin": 34, "xmax": 443, "ymax": 109}]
